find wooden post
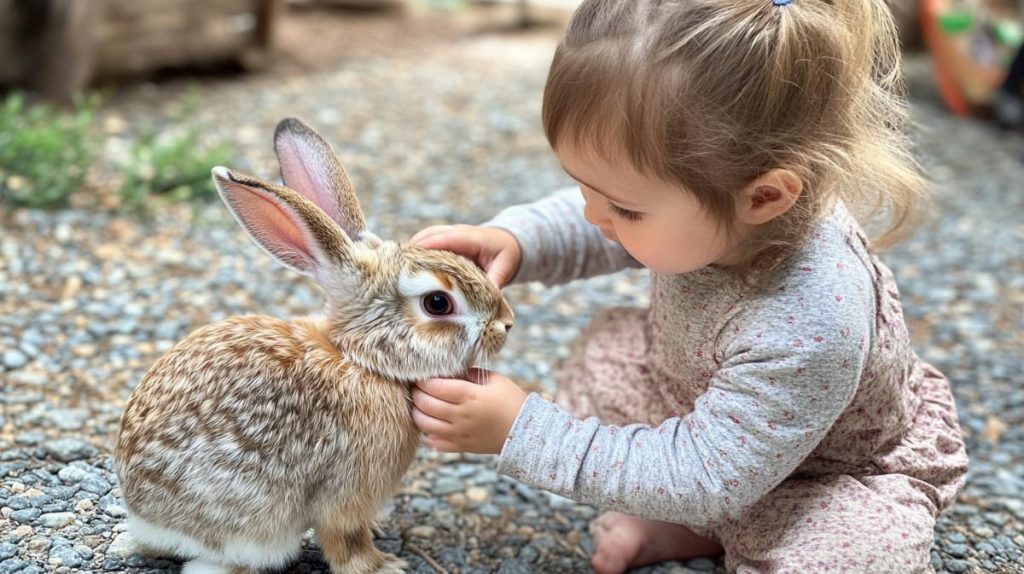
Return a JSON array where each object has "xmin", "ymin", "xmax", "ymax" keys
[
  {"xmin": 0, "ymin": 0, "xmax": 17, "ymax": 83},
  {"xmin": 4, "ymin": 0, "xmax": 283, "ymax": 100},
  {"xmin": 240, "ymin": 0, "xmax": 283, "ymax": 70},
  {"xmin": 517, "ymin": 0, "xmax": 530, "ymax": 28},
  {"xmin": 27, "ymin": 0, "xmax": 99, "ymax": 102}
]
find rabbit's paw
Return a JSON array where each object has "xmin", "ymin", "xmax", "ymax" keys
[
  {"xmin": 328, "ymin": 555, "xmax": 407, "ymax": 574},
  {"xmin": 322, "ymin": 540, "xmax": 407, "ymax": 574},
  {"xmin": 182, "ymin": 559, "xmax": 256, "ymax": 574},
  {"xmin": 373, "ymin": 555, "xmax": 408, "ymax": 574}
]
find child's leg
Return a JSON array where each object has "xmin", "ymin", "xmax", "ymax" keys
[
  {"xmin": 557, "ymin": 308, "xmax": 720, "ymax": 574},
  {"xmin": 872, "ymin": 362, "xmax": 968, "ymax": 510},
  {"xmin": 554, "ymin": 308, "xmax": 669, "ymax": 425},
  {"xmin": 589, "ymin": 511, "xmax": 722, "ymax": 574},
  {"xmin": 714, "ymin": 474, "xmax": 939, "ymax": 573}
]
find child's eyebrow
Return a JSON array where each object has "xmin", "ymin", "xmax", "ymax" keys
[{"xmin": 560, "ymin": 166, "xmax": 642, "ymax": 207}]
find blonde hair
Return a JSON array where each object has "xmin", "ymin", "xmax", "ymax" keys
[{"xmin": 543, "ymin": 0, "xmax": 926, "ymax": 273}]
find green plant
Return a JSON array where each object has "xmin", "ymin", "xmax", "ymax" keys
[
  {"xmin": 117, "ymin": 101, "xmax": 234, "ymax": 217},
  {"xmin": 0, "ymin": 92, "xmax": 99, "ymax": 209},
  {"xmin": 0, "ymin": 89, "xmax": 234, "ymax": 216}
]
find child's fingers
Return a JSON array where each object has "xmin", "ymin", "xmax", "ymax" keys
[
  {"xmin": 424, "ymin": 434, "xmax": 460, "ymax": 452},
  {"xmin": 409, "ymin": 225, "xmax": 456, "ymax": 245},
  {"xmin": 416, "ymin": 377, "xmax": 472, "ymax": 402},
  {"xmin": 411, "ymin": 387, "xmax": 456, "ymax": 421},
  {"xmin": 487, "ymin": 249, "xmax": 519, "ymax": 288},
  {"xmin": 412, "ymin": 407, "xmax": 456, "ymax": 436},
  {"xmin": 410, "ymin": 226, "xmax": 516, "ymax": 288},
  {"xmin": 415, "ymin": 230, "xmax": 484, "ymax": 261}
]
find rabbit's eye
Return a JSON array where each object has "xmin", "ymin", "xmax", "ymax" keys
[{"xmin": 422, "ymin": 292, "xmax": 454, "ymax": 316}]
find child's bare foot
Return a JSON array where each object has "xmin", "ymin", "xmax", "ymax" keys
[{"xmin": 588, "ymin": 511, "xmax": 723, "ymax": 574}]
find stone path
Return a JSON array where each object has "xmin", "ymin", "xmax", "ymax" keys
[{"xmin": 1, "ymin": 7, "xmax": 1022, "ymax": 574}]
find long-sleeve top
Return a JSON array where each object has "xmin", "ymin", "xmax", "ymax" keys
[{"xmin": 483, "ymin": 188, "xmax": 929, "ymax": 530}]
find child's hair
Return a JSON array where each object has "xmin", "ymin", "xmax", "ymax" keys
[{"xmin": 542, "ymin": 0, "xmax": 926, "ymax": 273}]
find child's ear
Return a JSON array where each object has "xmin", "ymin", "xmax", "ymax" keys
[{"xmin": 735, "ymin": 169, "xmax": 803, "ymax": 226}]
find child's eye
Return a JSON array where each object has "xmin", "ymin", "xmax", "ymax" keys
[{"xmin": 610, "ymin": 203, "xmax": 644, "ymax": 222}]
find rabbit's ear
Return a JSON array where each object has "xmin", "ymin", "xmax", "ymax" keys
[
  {"xmin": 212, "ymin": 167, "xmax": 352, "ymax": 277},
  {"xmin": 273, "ymin": 117, "xmax": 367, "ymax": 241}
]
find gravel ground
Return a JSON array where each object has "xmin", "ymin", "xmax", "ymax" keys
[{"xmin": 2, "ymin": 7, "xmax": 1023, "ymax": 574}]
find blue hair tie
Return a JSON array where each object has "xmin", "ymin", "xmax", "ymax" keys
[{"xmin": 773, "ymin": 0, "xmax": 791, "ymax": 5}]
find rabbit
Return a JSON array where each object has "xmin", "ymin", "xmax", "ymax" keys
[{"xmin": 114, "ymin": 117, "xmax": 515, "ymax": 574}]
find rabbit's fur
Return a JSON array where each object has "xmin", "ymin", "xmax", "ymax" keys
[{"xmin": 115, "ymin": 118, "xmax": 514, "ymax": 574}]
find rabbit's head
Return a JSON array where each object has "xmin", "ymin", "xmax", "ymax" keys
[{"xmin": 212, "ymin": 118, "xmax": 513, "ymax": 381}]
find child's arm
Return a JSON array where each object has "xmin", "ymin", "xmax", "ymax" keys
[
  {"xmin": 483, "ymin": 187, "xmax": 642, "ymax": 285},
  {"xmin": 497, "ymin": 287, "xmax": 874, "ymax": 530}
]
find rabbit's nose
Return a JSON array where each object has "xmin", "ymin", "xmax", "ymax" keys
[{"xmin": 504, "ymin": 324, "xmax": 512, "ymax": 333}]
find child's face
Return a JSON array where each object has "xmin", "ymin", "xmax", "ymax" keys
[{"xmin": 556, "ymin": 143, "xmax": 742, "ymax": 274}]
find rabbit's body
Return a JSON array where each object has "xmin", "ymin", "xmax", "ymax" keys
[
  {"xmin": 116, "ymin": 315, "xmax": 418, "ymax": 568},
  {"xmin": 114, "ymin": 118, "xmax": 513, "ymax": 574}
]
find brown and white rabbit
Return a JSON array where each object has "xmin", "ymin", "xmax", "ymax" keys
[{"xmin": 114, "ymin": 117, "xmax": 514, "ymax": 574}]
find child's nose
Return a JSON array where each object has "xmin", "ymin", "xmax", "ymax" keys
[{"xmin": 581, "ymin": 189, "xmax": 611, "ymax": 227}]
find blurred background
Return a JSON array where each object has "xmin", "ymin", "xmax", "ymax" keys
[{"xmin": 0, "ymin": 1, "xmax": 1023, "ymax": 573}]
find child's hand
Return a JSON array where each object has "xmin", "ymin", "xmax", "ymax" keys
[
  {"xmin": 410, "ymin": 225, "xmax": 522, "ymax": 288},
  {"xmin": 411, "ymin": 368, "xmax": 529, "ymax": 454}
]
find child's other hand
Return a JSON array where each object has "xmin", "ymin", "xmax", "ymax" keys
[
  {"xmin": 410, "ymin": 225, "xmax": 521, "ymax": 288},
  {"xmin": 411, "ymin": 368, "xmax": 528, "ymax": 454}
]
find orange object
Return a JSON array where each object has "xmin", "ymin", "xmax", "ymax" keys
[{"xmin": 920, "ymin": 0, "xmax": 1017, "ymax": 116}]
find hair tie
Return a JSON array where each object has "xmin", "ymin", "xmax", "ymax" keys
[{"xmin": 773, "ymin": 0, "xmax": 791, "ymax": 5}]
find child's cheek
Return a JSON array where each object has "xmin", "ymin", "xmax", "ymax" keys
[{"xmin": 618, "ymin": 234, "xmax": 653, "ymax": 267}]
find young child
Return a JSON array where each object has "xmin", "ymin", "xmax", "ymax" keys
[{"xmin": 409, "ymin": 1, "xmax": 969, "ymax": 572}]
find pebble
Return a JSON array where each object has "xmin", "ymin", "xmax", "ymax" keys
[
  {"xmin": 479, "ymin": 502, "xmax": 503, "ymax": 518},
  {"xmin": 74, "ymin": 499, "xmax": 93, "ymax": 513},
  {"xmin": 12, "ymin": 434, "xmax": 43, "ymax": 447},
  {"xmin": 518, "ymin": 544, "xmax": 539, "ymax": 563},
  {"xmin": 56, "ymin": 466, "xmax": 90, "ymax": 484},
  {"xmin": 447, "ymin": 492, "xmax": 467, "ymax": 509},
  {"xmin": 8, "ymin": 510, "xmax": 40, "ymax": 524},
  {"xmin": 945, "ymin": 543, "xmax": 970, "ymax": 558},
  {"xmin": 474, "ymin": 469, "xmax": 500, "ymax": 484},
  {"xmin": 40, "ymin": 440, "xmax": 97, "ymax": 463},
  {"xmin": 406, "ymin": 526, "xmax": 437, "ymax": 538},
  {"xmin": 38, "ymin": 513, "xmax": 75, "ymax": 529},
  {"xmin": 409, "ymin": 497, "xmax": 438, "ymax": 514},
  {"xmin": 496, "ymin": 558, "xmax": 532, "ymax": 574},
  {"xmin": 432, "ymin": 476, "xmax": 463, "ymax": 496},
  {"xmin": 465, "ymin": 487, "xmax": 490, "ymax": 504},
  {"xmin": 104, "ymin": 533, "xmax": 135, "ymax": 559},
  {"xmin": 946, "ymin": 532, "xmax": 968, "ymax": 544},
  {"xmin": 2, "ymin": 350, "xmax": 28, "ymax": 370},
  {"xmin": 24, "ymin": 537, "xmax": 49, "ymax": 553},
  {"xmin": 80, "ymin": 477, "xmax": 111, "ymax": 495},
  {"xmin": 102, "ymin": 503, "xmax": 126, "ymax": 519},
  {"xmin": 972, "ymin": 525, "xmax": 996, "ymax": 539},
  {"xmin": 687, "ymin": 558, "xmax": 717, "ymax": 571},
  {"xmin": 0, "ymin": 560, "xmax": 28, "ymax": 574},
  {"xmin": 48, "ymin": 544, "xmax": 84, "ymax": 567},
  {"xmin": 944, "ymin": 558, "xmax": 973, "ymax": 573},
  {"xmin": 984, "ymin": 512, "xmax": 1009, "ymax": 526},
  {"xmin": 513, "ymin": 483, "xmax": 540, "ymax": 502},
  {"xmin": 435, "ymin": 510, "xmax": 456, "ymax": 530}
]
